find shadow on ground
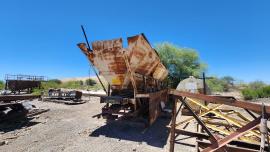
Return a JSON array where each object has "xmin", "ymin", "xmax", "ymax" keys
[
  {"xmin": 0, "ymin": 118, "xmax": 40, "ymax": 133},
  {"xmin": 90, "ymin": 115, "xmax": 171, "ymax": 148}
]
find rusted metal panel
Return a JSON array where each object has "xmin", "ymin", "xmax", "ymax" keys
[
  {"xmin": 127, "ymin": 34, "xmax": 168, "ymax": 81},
  {"xmin": 78, "ymin": 39, "xmax": 127, "ymax": 90},
  {"xmin": 153, "ymin": 63, "xmax": 168, "ymax": 80},
  {"xmin": 91, "ymin": 38, "xmax": 127, "ymax": 89},
  {"xmin": 148, "ymin": 89, "xmax": 168, "ymax": 125}
]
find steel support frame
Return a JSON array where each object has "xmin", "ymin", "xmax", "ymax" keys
[{"xmin": 170, "ymin": 96, "xmax": 220, "ymax": 152}]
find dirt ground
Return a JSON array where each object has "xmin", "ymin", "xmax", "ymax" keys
[{"xmin": 0, "ymin": 96, "xmax": 196, "ymax": 152}]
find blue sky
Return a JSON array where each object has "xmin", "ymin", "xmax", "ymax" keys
[{"xmin": 0, "ymin": 0, "xmax": 269, "ymax": 83}]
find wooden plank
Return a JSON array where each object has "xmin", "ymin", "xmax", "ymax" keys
[{"xmin": 170, "ymin": 89, "xmax": 270, "ymax": 114}]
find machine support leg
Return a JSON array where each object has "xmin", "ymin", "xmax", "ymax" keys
[{"xmin": 169, "ymin": 97, "xmax": 177, "ymax": 152}]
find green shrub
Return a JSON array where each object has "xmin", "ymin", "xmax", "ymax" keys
[
  {"xmin": 262, "ymin": 86, "xmax": 270, "ymax": 98},
  {"xmin": 48, "ymin": 79, "xmax": 62, "ymax": 84},
  {"xmin": 241, "ymin": 88, "xmax": 258, "ymax": 100},
  {"xmin": 31, "ymin": 81, "xmax": 60, "ymax": 95},
  {"xmin": 41, "ymin": 81, "xmax": 60, "ymax": 90},
  {"xmin": 85, "ymin": 78, "xmax": 96, "ymax": 86},
  {"xmin": 32, "ymin": 88, "xmax": 43, "ymax": 96},
  {"xmin": 206, "ymin": 77, "xmax": 226, "ymax": 92},
  {"xmin": 241, "ymin": 84, "xmax": 270, "ymax": 100},
  {"xmin": 256, "ymin": 88, "xmax": 265, "ymax": 98}
]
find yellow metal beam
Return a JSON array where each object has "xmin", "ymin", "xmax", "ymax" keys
[{"xmin": 175, "ymin": 104, "xmax": 222, "ymax": 127}]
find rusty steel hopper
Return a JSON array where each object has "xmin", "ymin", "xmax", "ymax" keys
[
  {"xmin": 78, "ymin": 33, "xmax": 168, "ymax": 125},
  {"xmin": 78, "ymin": 34, "xmax": 168, "ymax": 93}
]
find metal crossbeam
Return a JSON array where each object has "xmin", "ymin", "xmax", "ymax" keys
[{"xmin": 170, "ymin": 90, "xmax": 270, "ymax": 114}]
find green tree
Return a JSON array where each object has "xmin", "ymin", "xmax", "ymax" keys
[
  {"xmin": 0, "ymin": 80, "xmax": 5, "ymax": 90},
  {"xmin": 220, "ymin": 76, "xmax": 235, "ymax": 91},
  {"xmin": 155, "ymin": 42, "xmax": 206, "ymax": 88},
  {"xmin": 221, "ymin": 76, "xmax": 234, "ymax": 86},
  {"xmin": 205, "ymin": 76, "xmax": 236, "ymax": 92}
]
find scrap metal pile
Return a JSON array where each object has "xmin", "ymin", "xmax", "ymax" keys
[
  {"xmin": 169, "ymin": 90, "xmax": 270, "ymax": 152},
  {"xmin": 42, "ymin": 89, "xmax": 84, "ymax": 105},
  {"xmin": 0, "ymin": 95, "xmax": 48, "ymax": 122}
]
